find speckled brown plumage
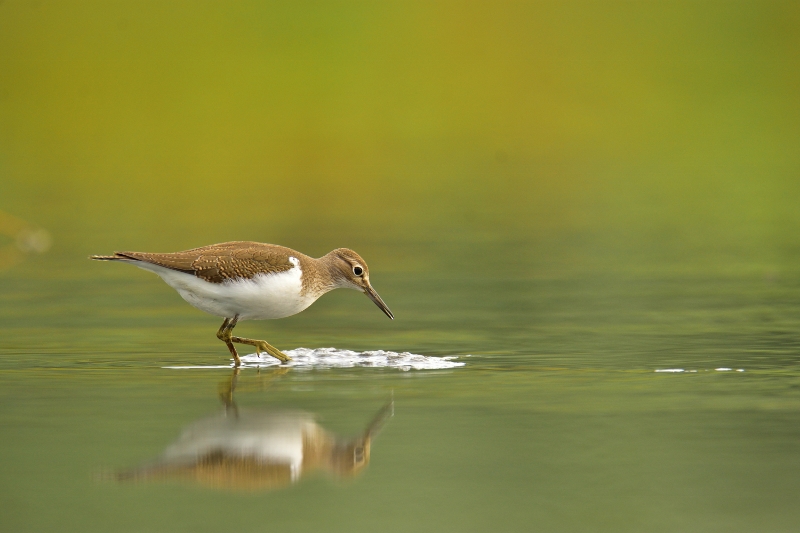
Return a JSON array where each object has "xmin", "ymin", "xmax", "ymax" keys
[{"xmin": 94, "ymin": 241, "xmax": 304, "ymax": 284}]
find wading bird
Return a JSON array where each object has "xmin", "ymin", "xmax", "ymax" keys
[{"xmin": 91, "ymin": 242, "xmax": 393, "ymax": 365}]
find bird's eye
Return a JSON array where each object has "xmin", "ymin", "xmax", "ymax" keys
[{"xmin": 353, "ymin": 266, "xmax": 364, "ymax": 276}]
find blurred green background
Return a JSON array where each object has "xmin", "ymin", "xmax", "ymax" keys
[{"xmin": 2, "ymin": 0, "xmax": 798, "ymax": 274}]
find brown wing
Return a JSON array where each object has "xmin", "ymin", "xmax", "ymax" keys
[{"xmin": 109, "ymin": 241, "xmax": 295, "ymax": 283}]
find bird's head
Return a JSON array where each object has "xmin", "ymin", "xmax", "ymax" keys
[{"xmin": 326, "ymin": 248, "xmax": 394, "ymax": 319}]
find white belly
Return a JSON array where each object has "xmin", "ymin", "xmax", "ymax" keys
[{"xmin": 131, "ymin": 260, "xmax": 317, "ymax": 320}]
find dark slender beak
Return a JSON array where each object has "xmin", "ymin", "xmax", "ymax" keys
[{"xmin": 365, "ymin": 285, "xmax": 394, "ymax": 319}]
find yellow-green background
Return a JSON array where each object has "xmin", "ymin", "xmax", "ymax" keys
[
  {"xmin": 2, "ymin": 0, "xmax": 798, "ymax": 273},
  {"xmin": 2, "ymin": 2, "xmax": 800, "ymax": 533}
]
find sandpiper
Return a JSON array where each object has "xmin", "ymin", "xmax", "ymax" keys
[{"xmin": 91, "ymin": 241, "xmax": 393, "ymax": 366}]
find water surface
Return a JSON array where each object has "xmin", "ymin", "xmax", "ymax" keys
[{"xmin": 1, "ymin": 256, "xmax": 799, "ymax": 533}]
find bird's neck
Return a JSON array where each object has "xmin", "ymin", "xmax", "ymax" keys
[
  {"xmin": 300, "ymin": 253, "xmax": 348, "ymax": 297},
  {"xmin": 318, "ymin": 252, "xmax": 350, "ymax": 288}
]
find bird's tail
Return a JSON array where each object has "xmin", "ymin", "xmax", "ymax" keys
[{"xmin": 90, "ymin": 254, "xmax": 127, "ymax": 261}]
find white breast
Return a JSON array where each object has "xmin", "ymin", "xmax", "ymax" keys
[{"xmin": 130, "ymin": 257, "xmax": 317, "ymax": 320}]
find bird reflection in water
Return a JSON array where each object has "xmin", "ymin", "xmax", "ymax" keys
[{"xmin": 115, "ymin": 368, "xmax": 393, "ymax": 491}]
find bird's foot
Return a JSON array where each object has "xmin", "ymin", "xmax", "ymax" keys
[
  {"xmin": 218, "ymin": 316, "xmax": 289, "ymax": 364},
  {"xmin": 253, "ymin": 340, "xmax": 291, "ymax": 363}
]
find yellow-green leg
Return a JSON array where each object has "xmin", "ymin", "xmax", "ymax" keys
[
  {"xmin": 216, "ymin": 317, "xmax": 241, "ymax": 366},
  {"xmin": 216, "ymin": 315, "xmax": 291, "ymax": 364}
]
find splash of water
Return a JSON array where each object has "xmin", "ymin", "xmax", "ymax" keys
[{"xmin": 165, "ymin": 347, "xmax": 467, "ymax": 371}]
